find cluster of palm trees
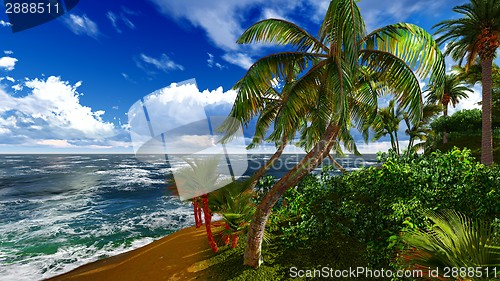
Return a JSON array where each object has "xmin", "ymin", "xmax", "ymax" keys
[
  {"xmin": 216, "ymin": 0, "xmax": 499, "ymax": 269},
  {"xmin": 141, "ymin": 0, "xmax": 499, "ymax": 274},
  {"xmin": 434, "ymin": 0, "xmax": 500, "ymax": 165},
  {"xmin": 369, "ymin": 73, "xmax": 472, "ymax": 156},
  {"xmin": 221, "ymin": 0, "xmax": 444, "ymax": 267}
]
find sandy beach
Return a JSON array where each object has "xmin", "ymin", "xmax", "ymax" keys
[{"xmin": 46, "ymin": 224, "xmax": 224, "ymax": 281}]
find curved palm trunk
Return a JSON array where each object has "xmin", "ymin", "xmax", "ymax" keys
[
  {"xmin": 389, "ymin": 133, "xmax": 397, "ymax": 152},
  {"xmin": 481, "ymin": 57, "xmax": 494, "ymax": 165},
  {"xmin": 394, "ymin": 131, "xmax": 401, "ymax": 156},
  {"xmin": 403, "ymin": 117, "xmax": 415, "ymax": 155},
  {"xmin": 243, "ymin": 124, "xmax": 340, "ymax": 267},
  {"xmin": 248, "ymin": 138, "xmax": 288, "ymax": 190},
  {"xmin": 327, "ymin": 154, "xmax": 347, "ymax": 174},
  {"xmin": 201, "ymin": 194, "xmax": 219, "ymax": 253}
]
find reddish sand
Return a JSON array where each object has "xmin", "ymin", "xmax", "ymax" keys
[{"xmin": 46, "ymin": 224, "xmax": 225, "ymax": 281}]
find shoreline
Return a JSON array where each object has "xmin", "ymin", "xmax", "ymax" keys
[{"xmin": 46, "ymin": 224, "xmax": 221, "ymax": 281}]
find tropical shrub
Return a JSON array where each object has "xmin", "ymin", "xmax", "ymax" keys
[
  {"xmin": 267, "ymin": 148, "xmax": 500, "ymax": 272},
  {"xmin": 400, "ymin": 210, "xmax": 500, "ymax": 281},
  {"xmin": 431, "ymin": 109, "xmax": 483, "ymax": 135}
]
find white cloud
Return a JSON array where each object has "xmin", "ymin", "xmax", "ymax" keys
[
  {"xmin": 0, "ymin": 76, "xmax": 116, "ymax": 143},
  {"xmin": 63, "ymin": 14, "xmax": 99, "ymax": 38},
  {"xmin": 12, "ymin": 84, "xmax": 22, "ymax": 91},
  {"xmin": 138, "ymin": 53, "xmax": 184, "ymax": 72},
  {"xmin": 222, "ymin": 52, "xmax": 254, "ymax": 69},
  {"xmin": 207, "ymin": 53, "xmax": 225, "ymax": 69},
  {"xmin": 302, "ymin": 0, "xmax": 329, "ymax": 22},
  {"xmin": 5, "ymin": 76, "xmax": 15, "ymax": 83},
  {"xmin": 0, "ymin": 20, "xmax": 11, "ymax": 27},
  {"xmin": 107, "ymin": 11, "xmax": 121, "ymax": 33},
  {"xmin": 148, "ymin": 0, "xmax": 303, "ymax": 68},
  {"xmin": 121, "ymin": 14, "xmax": 135, "ymax": 29},
  {"xmin": 36, "ymin": 139, "xmax": 74, "ymax": 148},
  {"xmin": 0, "ymin": 57, "xmax": 18, "ymax": 71},
  {"xmin": 357, "ymin": 0, "xmax": 449, "ymax": 31},
  {"xmin": 261, "ymin": 8, "xmax": 288, "ymax": 21},
  {"xmin": 128, "ymin": 81, "xmax": 239, "ymax": 154},
  {"xmin": 207, "ymin": 53, "xmax": 214, "ymax": 66},
  {"xmin": 150, "ymin": 0, "xmax": 307, "ymax": 50},
  {"xmin": 4, "ymin": 50, "xmax": 13, "ymax": 55},
  {"xmin": 107, "ymin": 10, "xmax": 136, "ymax": 33},
  {"xmin": 149, "ymin": 0, "xmax": 250, "ymax": 51},
  {"xmin": 121, "ymin": 72, "xmax": 136, "ymax": 83}
]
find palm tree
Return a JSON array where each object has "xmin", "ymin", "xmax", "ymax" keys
[
  {"xmin": 425, "ymin": 73, "xmax": 472, "ymax": 143},
  {"xmin": 404, "ymin": 103, "xmax": 442, "ymax": 154},
  {"xmin": 453, "ymin": 61, "xmax": 500, "ymax": 87},
  {"xmin": 222, "ymin": 0, "xmax": 445, "ymax": 267},
  {"xmin": 371, "ymin": 99, "xmax": 404, "ymax": 155},
  {"xmin": 454, "ymin": 62, "xmax": 500, "ymax": 127},
  {"xmin": 173, "ymin": 156, "xmax": 232, "ymax": 253},
  {"xmin": 400, "ymin": 210, "xmax": 500, "ymax": 280},
  {"xmin": 434, "ymin": 0, "xmax": 500, "ymax": 165},
  {"xmin": 222, "ymin": 62, "xmax": 353, "ymax": 188}
]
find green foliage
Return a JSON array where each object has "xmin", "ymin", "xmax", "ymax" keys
[
  {"xmin": 254, "ymin": 175, "xmax": 276, "ymax": 204},
  {"xmin": 431, "ymin": 109, "xmax": 483, "ymax": 134},
  {"xmin": 400, "ymin": 210, "xmax": 500, "ymax": 281},
  {"xmin": 268, "ymin": 148, "xmax": 500, "ymax": 272},
  {"xmin": 268, "ymin": 174, "xmax": 326, "ymax": 247},
  {"xmin": 371, "ymin": 99, "xmax": 404, "ymax": 154},
  {"xmin": 424, "ymin": 73, "xmax": 472, "ymax": 113},
  {"xmin": 209, "ymin": 181, "xmax": 256, "ymax": 234},
  {"xmin": 427, "ymin": 109, "xmax": 500, "ymax": 160}
]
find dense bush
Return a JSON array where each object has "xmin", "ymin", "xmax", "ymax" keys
[
  {"xmin": 431, "ymin": 109, "xmax": 483, "ymax": 134},
  {"xmin": 267, "ymin": 148, "xmax": 500, "ymax": 273}
]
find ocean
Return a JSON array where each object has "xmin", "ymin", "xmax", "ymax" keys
[{"xmin": 0, "ymin": 154, "xmax": 377, "ymax": 281}]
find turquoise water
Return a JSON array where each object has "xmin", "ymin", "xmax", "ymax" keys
[
  {"xmin": 0, "ymin": 154, "xmax": 375, "ymax": 280},
  {"xmin": 0, "ymin": 154, "xmax": 193, "ymax": 281}
]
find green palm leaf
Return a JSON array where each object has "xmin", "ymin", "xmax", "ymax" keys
[
  {"xmin": 360, "ymin": 49, "xmax": 423, "ymax": 123},
  {"xmin": 401, "ymin": 210, "xmax": 500, "ymax": 280},
  {"xmin": 363, "ymin": 23, "xmax": 445, "ymax": 81},
  {"xmin": 237, "ymin": 18, "xmax": 328, "ymax": 53}
]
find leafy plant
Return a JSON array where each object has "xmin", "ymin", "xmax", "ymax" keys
[
  {"xmin": 209, "ymin": 180, "xmax": 256, "ymax": 248},
  {"xmin": 219, "ymin": 0, "xmax": 445, "ymax": 267},
  {"xmin": 269, "ymin": 148, "xmax": 500, "ymax": 272},
  {"xmin": 400, "ymin": 210, "xmax": 500, "ymax": 281}
]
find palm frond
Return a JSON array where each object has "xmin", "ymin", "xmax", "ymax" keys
[
  {"xmin": 401, "ymin": 210, "xmax": 500, "ymax": 275},
  {"xmin": 363, "ymin": 23, "xmax": 445, "ymax": 87},
  {"xmin": 360, "ymin": 50, "xmax": 423, "ymax": 123},
  {"xmin": 238, "ymin": 18, "xmax": 328, "ymax": 53}
]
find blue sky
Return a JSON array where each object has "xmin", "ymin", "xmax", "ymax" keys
[{"xmin": 0, "ymin": 0, "xmax": 491, "ymax": 154}]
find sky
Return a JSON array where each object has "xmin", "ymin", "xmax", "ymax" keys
[{"xmin": 0, "ymin": 0, "xmax": 495, "ymax": 154}]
